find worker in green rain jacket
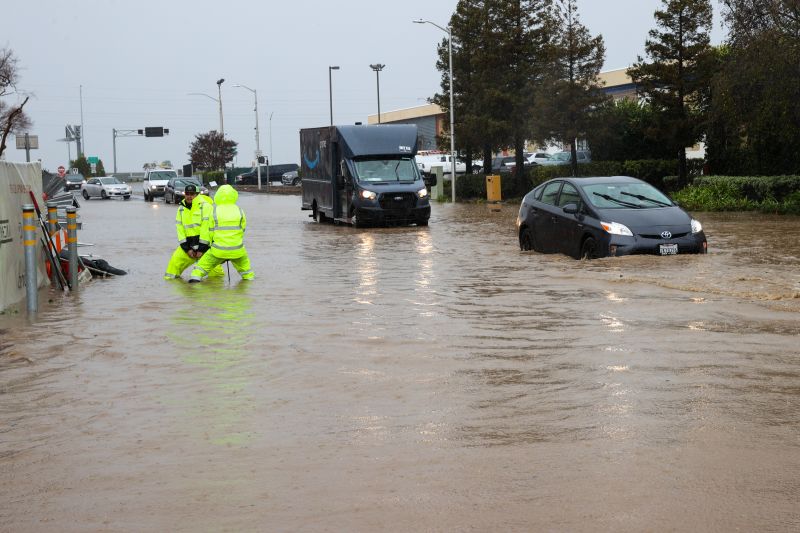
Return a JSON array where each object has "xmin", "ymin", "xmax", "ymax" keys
[
  {"xmin": 189, "ymin": 184, "xmax": 254, "ymax": 283},
  {"xmin": 164, "ymin": 184, "xmax": 222, "ymax": 280}
]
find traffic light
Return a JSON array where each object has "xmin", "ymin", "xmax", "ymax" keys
[{"xmin": 144, "ymin": 127, "xmax": 164, "ymax": 137}]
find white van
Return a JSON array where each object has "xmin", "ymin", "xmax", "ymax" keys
[{"xmin": 142, "ymin": 168, "xmax": 178, "ymax": 201}]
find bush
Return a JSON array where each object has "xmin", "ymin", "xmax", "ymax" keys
[
  {"xmin": 672, "ymin": 175, "xmax": 800, "ymax": 214},
  {"xmin": 201, "ymin": 171, "xmax": 225, "ymax": 186}
]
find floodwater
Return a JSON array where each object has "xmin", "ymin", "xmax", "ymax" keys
[{"xmin": 1, "ymin": 192, "xmax": 799, "ymax": 532}]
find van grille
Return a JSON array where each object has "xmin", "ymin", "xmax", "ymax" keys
[{"xmin": 379, "ymin": 193, "xmax": 416, "ymax": 210}]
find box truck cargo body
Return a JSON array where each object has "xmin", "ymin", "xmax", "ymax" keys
[{"xmin": 300, "ymin": 125, "xmax": 430, "ymax": 227}]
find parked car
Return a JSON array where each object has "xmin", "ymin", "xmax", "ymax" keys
[
  {"xmin": 81, "ymin": 176, "xmax": 132, "ymax": 200},
  {"xmin": 538, "ymin": 150, "xmax": 592, "ymax": 166},
  {"xmin": 517, "ymin": 176, "xmax": 707, "ymax": 259},
  {"xmin": 164, "ymin": 177, "xmax": 209, "ymax": 204},
  {"xmin": 236, "ymin": 163, "xmax": 299, "ymax": 185},
  {"xmin": 142, "ymin": 168, "xmax": 178, "ymax": 201},
  {"xmin": 281, "ymin": 170, "xmax": 301, "ymax": 186},
  {"xmin": 527, "ymin": 152, "xmax": 553, "ymax": 165},
  {"xmin": 64, "ymin": 173, "xmax": 86, "ymax": 191}
]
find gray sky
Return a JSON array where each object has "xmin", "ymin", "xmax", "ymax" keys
[{"xmin": 3, "ymin": 0, "xmax": 727, "ymax": 173}]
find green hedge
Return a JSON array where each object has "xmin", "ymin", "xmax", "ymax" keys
[
  {"xmin": 672, "ymin": 175, "xmax": 800, "ymax": 214},
  {"xmin": 450, "ymin": 159, "xmax": 705, "ymax": 200}
]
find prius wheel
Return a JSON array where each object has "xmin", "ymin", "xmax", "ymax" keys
[
  {"xmin": 82, "ymin": 190, "xmax": 90, "ymax": 200},
  {"xmin": 101, "ymin": 190, "xmax": 108, "ymax": 200},
  {"xmin": 580, "ymin": 237, "xmax": 598, "ymax": 260},
  {"xmin": 519, "ymin": 228, "xmax": 537, "ymax": 251}
]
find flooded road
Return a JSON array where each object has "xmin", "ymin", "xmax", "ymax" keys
[{"xmin": 2, "ymin": 193, "xmax": 799, "ymax": 532}]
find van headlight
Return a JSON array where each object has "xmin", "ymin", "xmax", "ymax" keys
[
  {"xmin": 360, "ymin": 190, "xmax": 377, "ymax": 200},
  {"xmin": 417, "ymin": 187, "xmax": 428, "ymax": 198},
  {"xmin": 600, "ymin": 221, "xmax": 633, "ymax": 236},
  {"xmin": 691, "ymin": 219, "xmax": 703, "ymax": 234}
]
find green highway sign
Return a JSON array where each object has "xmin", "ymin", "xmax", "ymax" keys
[{"xmin": 88, "ymin": 156, "xmax": 99, "ymax": 164}]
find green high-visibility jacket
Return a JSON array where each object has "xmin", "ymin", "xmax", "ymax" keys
[{"xmin": 199, "ymin": 184, "xmax": 247, "ymax": 259}]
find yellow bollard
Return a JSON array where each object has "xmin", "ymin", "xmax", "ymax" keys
[
  {"xmin": 22, "ymin": 204, "xmax": 38, "ymax": 313},
  {"xmin": 486, "ymin": 174, "xmax": 502, "ymax": 203}
]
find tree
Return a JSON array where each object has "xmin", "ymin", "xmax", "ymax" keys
[
  {"xmin": 433, "ymin": 0, "xmax": 554, "ymax": 175},
  {"xmin": 493, "ymin": 0, "xmax": 556, "ymax": 173},
  {"xmin": 585, "ymin": 98, "xmax": 675, "ymax": 161},
  {"xmin": 705, "ymin": 0, "xmax": 800, "ymax": 175},
  {"xmin": 188, "ymin": 131, "xmax": 237, "ymax": 171},
  {"xmin": 536, "ymin": 0, "xmax": 607, "ymax": 175},
  {"xmin": 71, "ymin": 155, "xmax": 91, "ymax": 177},
  {"xmin": 0, "ymin": 47, "xmax": 31, "ymax": 159},
  {"xmin": 628, "ymin": 0, "xmax": 714, "ymax": 184}
]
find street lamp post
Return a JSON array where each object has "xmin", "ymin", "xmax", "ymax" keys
[
  {"xmin": 216, "ymin": 78, "xmax": 225, "ymax": 137},
  {"xmin": 369, "ymin": 63, "xmax": 386, "ymax": 124},
  {"xmin": 369, "ymin": 64, "xmax": 385, "ymax": 124},
  {"xmin": 234, "ymin": 83, "xmax": 262, "ymax": 190},
  {"xmin": 414, "ymin": 19, "xmax": 456, "ymax": 203},
  {"xmin": 328, "ymin": 66, "xmax": 340, "ymax": 126},
  {"xmin": 188, "ymin": 92, "xmax": 223, "ymax": 134}
]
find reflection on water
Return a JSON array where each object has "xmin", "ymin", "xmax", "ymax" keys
[
  {"xmin": 169, "ymin": 280, "xmax": 257, "ymax": 447},
  {"xmin": 1, "ymin": 198, "xmax": 798, "ymax": 531}
]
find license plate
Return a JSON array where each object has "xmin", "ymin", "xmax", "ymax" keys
[{"xmin": 659, "ymin": 244, "xmax": 678, "ymax": 255}]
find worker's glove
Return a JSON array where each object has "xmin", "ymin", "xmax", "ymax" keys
[
  {"xmin": 197, "ymin": 243, "xmax": 209, "ymax": 253},
  {"xmin": 180, "ymin": 242, "xmax": 191, "ymax": 252}
]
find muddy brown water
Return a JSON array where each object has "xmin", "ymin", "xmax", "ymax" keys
[{"xmin": 1, "ymin": 193, "xmax": 799, "ymax": 532}]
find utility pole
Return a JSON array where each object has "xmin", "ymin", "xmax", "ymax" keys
[
  {"xmin": 79, "ymin": 85, "xmax": 86, "ymax": 157},
  {"xmin": 328, "ymin": 66, "xmax": 339, "ymax": 126}
]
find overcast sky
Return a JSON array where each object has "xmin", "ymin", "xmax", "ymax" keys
[{"xmin": 3, "ymin": 0, "xmax": 727, "ymax": 173}]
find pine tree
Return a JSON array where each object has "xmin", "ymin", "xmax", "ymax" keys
[
  {"xmin": 536, "ymin": 0, "xmax": 607, "ymax": 176},
  {"xmin": 628, "ymin": 0, "xmax": 713, "ymax": 184}
]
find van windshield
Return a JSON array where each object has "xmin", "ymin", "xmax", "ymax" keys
[
  {"xmin": 148, "ymin": 171, "xmax": 177, "ymax": 180},
  {"xmin": 354, "ymin": 158, "xmax": 419, "ymax": 183}
]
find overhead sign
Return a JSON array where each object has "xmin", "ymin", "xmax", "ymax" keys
[
  {"xmin": 57, "ymin": 166, "xmax": 66, "ymax": 177},
  {"xmin": 15, "ymin": 135, "xmax": 39, "ymax": 149},
  {"xmin": 88, "ymin": 156, "xmax": 99, "ymax": 164}
]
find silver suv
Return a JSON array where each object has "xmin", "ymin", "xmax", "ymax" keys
[{"xmin": 142, "ymin": 169, "xmax": 178, "ymax": 201}]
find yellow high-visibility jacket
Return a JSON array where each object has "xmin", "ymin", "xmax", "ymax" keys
[{"xmin": 199, "ymin": 185, "xmax": 247, "ymax": 259}]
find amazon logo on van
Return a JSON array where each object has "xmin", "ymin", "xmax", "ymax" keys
[{"xmin": 304, "ymin": 149, "xmax": 320, "ymax": 169}]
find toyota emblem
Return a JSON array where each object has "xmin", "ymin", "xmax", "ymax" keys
[{"xmin": 661, "ymin": 231, "xmax": 672, "ymax": 239}]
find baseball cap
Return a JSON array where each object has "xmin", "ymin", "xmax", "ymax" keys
[{"xmin": 184, "ymin": 184, "xmax": 198, "ymax": 194}]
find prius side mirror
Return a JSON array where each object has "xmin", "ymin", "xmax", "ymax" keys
[{"xmin": 562, "ymin": 203, "xmax": 579, "ymax": 215}]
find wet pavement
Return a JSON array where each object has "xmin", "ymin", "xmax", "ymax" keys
[{"xmin": 1, "ymin": 192, "xmax": 799, "ymax": 531}]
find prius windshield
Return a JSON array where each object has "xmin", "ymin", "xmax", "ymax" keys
[
  {"xmin": 582, "ymin": 182, "xmax": 674, "ymax": 209},
  {"xmin": 354, "ymin": 158, "xmax": 419, "ymax": 183}
]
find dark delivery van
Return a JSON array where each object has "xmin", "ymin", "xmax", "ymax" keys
[{"xmin": 300, "ymin": 124, "xmax": 431, "ymax": 227}]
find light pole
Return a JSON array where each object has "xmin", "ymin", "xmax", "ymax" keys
[
  {"xmin": 369, "ymin": 64, "xmax": 385, "ymax": 124},
  {"xmin": 414, "ymin": 19, "xmax": 456, "ymax": 203},
  {"xmin": 216, "ymin": 78, "xmax": 225, "ymax": 137},
  {"xmin": 188, "ymin": 92, "xmax": 223, "ymax": 134},
  {"xmin": 328, "ymin": 66, "xmax": 339, "ymax": 126},
  {"xmin": 269, "ymin": 112, "xmax": 274, "ymax": 174},
  {"xmin": 234, "ymin": 83, "xmax": 262, "ymax": 190}
]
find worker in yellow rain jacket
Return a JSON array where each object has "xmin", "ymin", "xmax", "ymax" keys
[
  {"xmin": 164, "ymin": 184, "xmax": 222, "ymax": 280},
  {"xmin": 189, "ymin": 184, "xmax": 254, "ymax": 283}
]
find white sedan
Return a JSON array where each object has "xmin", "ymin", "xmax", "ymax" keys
[{"xmin": 81, "ymin": 176, "xmax": 132, "ymax": 200}]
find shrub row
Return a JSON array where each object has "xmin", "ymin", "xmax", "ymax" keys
[
  {"xmin": 672, "ymin": 175, "xmax": 800, "ymax": 215},
  {"xmin": 449, "ymin": 158, "xmax": 704, "ymax": 200}
]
